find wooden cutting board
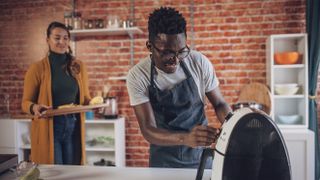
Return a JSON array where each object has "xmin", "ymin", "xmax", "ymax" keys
[
  {"xmin": 41, "ymin": 103, "xmax": 109, "ymax": 118},
  {"xmin": 237, "ymin": 83, "xmax": 272, "ymax": 115}
]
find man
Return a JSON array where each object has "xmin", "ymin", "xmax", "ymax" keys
[{"xmin": 126, "ymin": 7, "xmax": 231, "ymax": 168}]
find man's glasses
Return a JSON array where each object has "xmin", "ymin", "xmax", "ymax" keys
[{"xmin": 152, "ymin": 43, "xmax": 190, "ymax": 60}]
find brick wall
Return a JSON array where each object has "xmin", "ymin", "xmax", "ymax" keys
[{"xmin": 0, "ymin": 0, "xmax": 312, "ymax": 167}]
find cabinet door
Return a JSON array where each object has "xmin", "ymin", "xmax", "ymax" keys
[
  {"xmin": 282, "ymin": 130, "xmax": 315, "ymax": 180},
  {"xmin": 0, "ymin": 119, "xmax": 16, "ymax": 154}
]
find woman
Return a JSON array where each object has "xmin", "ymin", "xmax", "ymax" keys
[{"xmin": 21, "ymin": 21, "xmax": 91, "ymax": 165}]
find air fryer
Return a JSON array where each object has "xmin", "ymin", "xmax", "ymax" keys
[{"xmin": 195, "ymin": 107, "xmax": 291, "ymax": 180}]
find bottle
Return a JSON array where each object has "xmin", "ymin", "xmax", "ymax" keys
[
  {"xmin": 64, "ymin": 11, "xmax": 73, "ymax": 30},
  {"xmin": 73, "ymin": 11, "xmax": 82, "ymax": 29}
]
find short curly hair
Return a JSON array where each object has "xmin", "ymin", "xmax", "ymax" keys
[{"xmin": 148, "ymin": 7, "xmax": 187, "ymax": 42}]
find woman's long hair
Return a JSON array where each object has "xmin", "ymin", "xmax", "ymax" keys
[{"xmin": 46, "ymin": 21, "xmax": 80, "ymax": 76}]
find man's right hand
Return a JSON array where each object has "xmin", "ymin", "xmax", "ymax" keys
[
  {"xmin": 32, "ymin": 104, "xmax": 51, "ymax": 117},
  {"xmin": 184, "ymin": 125, "xmax": 219, "ymax": 148}
]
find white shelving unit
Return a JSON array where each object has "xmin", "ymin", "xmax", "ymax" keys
[
  {"xmin": 0, "ymin": 117, "xmax": 125, "ymax": 167},
  {"xmin": 85, "ymin": 118, "xmax": 125, "ymax": 167},
  {"xmin": 266, "ymin": 33, "xmax": 309, "ymax": 129}
]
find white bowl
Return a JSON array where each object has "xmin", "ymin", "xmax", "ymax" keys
[
  {"xmin": 275, "ymin": 84, "xmax": 299, "ymax": 95},
  {"xmin": 277, "ymin": 115, "xmax": 302, "ymax": 125},
  {"xmin": 275, "ymin": 83, "xmax": 298, "ymax": 88}
]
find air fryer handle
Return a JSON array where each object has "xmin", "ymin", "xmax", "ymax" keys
[{"xmin": 195, "ymin": 148, "xmax": 214, "ymax": 180}]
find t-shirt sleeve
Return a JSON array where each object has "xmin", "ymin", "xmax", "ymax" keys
[
  {"xmin": 126, "ymin": 68, "xmax": 150, "ymax": 106},
  {"xmin": 201, "ymin": 54, "xmax": 219, "ymax": 92}
]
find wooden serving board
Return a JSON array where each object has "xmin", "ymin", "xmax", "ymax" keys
[
  {"xmin": 41, "ymin": 104, "xmax": 108, "ymax": 117},
  {"xmin": 237, "ymin": 83, "xmax": 272, "ymax": 115}
]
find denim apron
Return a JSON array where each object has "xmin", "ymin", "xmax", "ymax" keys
[{"xmin": 148, "ymin": 60, "xmax": 212, "ymax": 168}]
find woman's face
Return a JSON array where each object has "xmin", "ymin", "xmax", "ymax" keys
[{"xmin": 47, "ymin": 27, "xmax": 70, "ymax": 54}]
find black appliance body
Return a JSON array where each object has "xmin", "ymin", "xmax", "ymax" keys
[{"xmin": 195, "ymin": 107, "xmax": 291, "ymax": 180}]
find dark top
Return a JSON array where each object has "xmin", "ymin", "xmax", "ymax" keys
[{"xmin": 49, "ymin": 51, "xmax": 79, "ymax": 108}]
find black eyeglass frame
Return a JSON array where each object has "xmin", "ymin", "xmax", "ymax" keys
[{"xmin": 151, "ymin": 43, "xmax": 191, "ymax": 60}]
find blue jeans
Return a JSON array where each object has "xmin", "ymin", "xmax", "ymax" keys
[{"xmin": 53, "ymin": 114, "xmax": 78, "ymax": 165}]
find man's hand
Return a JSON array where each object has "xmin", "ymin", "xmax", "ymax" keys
[
  {"xmin": 32, "ymin": 104, "xmax": 51, "ymax": 117},
  {"xmin": 184, "ymin": 125, "xmax": 220, "ymax": 148}
]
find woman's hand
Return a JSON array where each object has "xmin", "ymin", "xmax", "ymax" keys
[
  {"xmin": 32, "ymin": 104, "xmax": 51, "ymax": 117},
  {"xmin": 184, "ymin": 125, "xmax": 220, "ymax": 148}
]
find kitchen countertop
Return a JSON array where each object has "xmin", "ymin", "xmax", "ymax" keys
[{"xmin": 1, "ymin": 165, "xmax": 212, "ymax": 180}]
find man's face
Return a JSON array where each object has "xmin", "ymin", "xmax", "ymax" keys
[{"xmin": 149, "ymin": 33, "xmax": 189, "ymax": 74}]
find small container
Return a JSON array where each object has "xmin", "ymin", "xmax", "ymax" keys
[
  {"xmin": 107, "ymin": 15, "xmax": 119, "ymax": 29},
  {"xmin": 85, "ymin": 111, "xmax": 94, "ymax": 120},
  {"xmin": 73, "ymin": 11, "xmax": 82, "ymax": 29},
  {"xmin": 103, "ymin": 96, "xmax": 118, "ymax": 119},
  {"xmin": 95, "ymin": 19, "xmax": 104, "ymax": 29},
  {"xmin": 64, "ymin": 11, "xmax": 73, "ymax": 30},
  {"xmin": 84, "ymin": 19, "xmax": 94, "ymax": 29}
]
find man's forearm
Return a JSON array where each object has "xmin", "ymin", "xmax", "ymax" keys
[
  {"xmin": 141, "ymin": 125, "xmax": 187, "ymax": 146},
  {"xmin": 214, "ymin": 102, "xmax": 232, "ymax": 123}
]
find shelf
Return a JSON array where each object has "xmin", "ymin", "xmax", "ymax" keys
[
  {"xmin": 70, "ymin": 27, "xmax": 143, "ymax": 37},
  {"xmin": 274, "ymin": 64, "xmax": 305, "ymax": 69},
  {"xmin": 20, "ymin": 144, "xmax": 31, "ymax": 149},
  {"xmin": 108, "ymin": 76, "xmax": 127, "ymax": 81},
  {"xmin": 277, "ymin": 124, "xmax": 306, "ymax": 128},
  {"xmin": 85, "ymin": 118, "xmax": 123, "ymax": 124},
  {"xmin": 15, "ymin": 119, "xmax": 31, "ymax": 122},
  {"xmin": 86, "ymin": 147, "xmax": 115, "ymax": 152},
  {"xmin": 274, "ymin": 95, "xmax": 305, "ymax": 99}
]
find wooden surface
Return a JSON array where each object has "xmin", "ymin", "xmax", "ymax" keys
[
  {"xmin": 42, "ymin": 104, "xmax": 108, "ymax": 117},
  {"xmin": 237, "ymin": 83, "xmax": 272, "ymax": 115}
]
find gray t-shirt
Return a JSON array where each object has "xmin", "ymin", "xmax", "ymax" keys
[{"xmin": 126, "ymin": 50, "xmax": 219, "ymax": 106}]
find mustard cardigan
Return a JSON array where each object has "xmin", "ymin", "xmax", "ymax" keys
[{"xmin": 21, "ymin": 56, "xmax": 91, "ymax": 164}]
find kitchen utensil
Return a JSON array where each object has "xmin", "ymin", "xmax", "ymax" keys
[
  {"xmin": 237, "ymin": 83, "xmax": 271, "ymax": 115},
  {"xmin": 195, "ymin": 107, "xmax": 291, "ymax": 180},
  {"xmin": 274, "ymin": 51, "xmax": 300, "ymax": 65},
  {"xmin": 102, "ymin": 97, "xmax": 118, "ymax": 119},
  {"xmin": 274, "ymin": 84, "xmax": 299, "ymax": 95}
]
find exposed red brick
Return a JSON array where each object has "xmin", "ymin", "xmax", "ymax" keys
[{"xmin": 0, "ymin": 0, "xmax": 309, "ymax": 167}]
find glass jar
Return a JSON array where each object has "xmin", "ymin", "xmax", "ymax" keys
[
  {"xmin": 107, "ymin": 15, "xmax": 119, "ymax": 29},
  {"xmin": 64, "ymin": 11, "xmax": 73, "ymax": 30},
  {"xmin": 73, "ymin": 11, "xmax": 82, "ymax": 29},
  {"xmin": 103, "ymin": 96, "xmax": 118, "ymax": 119},
  {"xmin": 95, "ymin": 19, "xmax": 104, "ymax": 29},
  {"xmin": 84, "ymin": 19, "xmax": 94, "ymax": 29}
]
